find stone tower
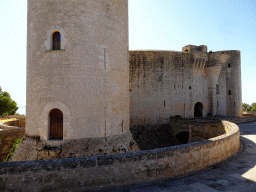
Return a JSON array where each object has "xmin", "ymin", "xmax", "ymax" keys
[
  {"xmin": 221, "ymin": 51, "xmax": 242, "ymax": 116},
  {"xmin": 26, "ymin": 0, "xmax": 130, "ymax": 142}
]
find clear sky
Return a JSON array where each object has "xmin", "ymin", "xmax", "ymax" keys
[{"xmin": 1, "ymin": 0, "xmax": 256, "ymax": 113}]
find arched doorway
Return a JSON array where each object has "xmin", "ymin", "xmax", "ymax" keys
[
  {"xmin": 194, "ymin": 102, "xmax": 203, "ymax": 117},
  {"xmin": 49, "ymin": 108, "xmax": 63, "ymax": 140},
  {"xmin": 176, "ymin": 131, "xmax": 189, "ymax": 144}
]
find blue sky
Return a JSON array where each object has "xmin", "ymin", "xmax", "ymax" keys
[{"xmin": 1, "ymin": 0, "xmax": 256, "ymax": 113}]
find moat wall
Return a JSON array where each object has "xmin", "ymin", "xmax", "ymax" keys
[{"xmin": 0, "ymin": 120, "xmax": 240, "ymax": 191}]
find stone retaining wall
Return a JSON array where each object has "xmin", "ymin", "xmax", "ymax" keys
[
  {"xmin": 0, "ymin": 121, "xmax": 240, "ymax": 191},
  {"xmin": 243, "ymin": 111, "xmax": 256, "ymax": 117},
  {"xmin": 0, "ymin": 121, "xmax": 25, "ymax": 162},
  {"xmin": 11, "ymin": 131, "xmax": 140, "ymax": 161}
]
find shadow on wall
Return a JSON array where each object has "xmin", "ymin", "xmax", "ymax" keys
[{"xmin": 130, "ymin": 124, "xmax": 181, "ymax": 150}]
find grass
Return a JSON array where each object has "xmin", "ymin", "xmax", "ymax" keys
[{"xmin": 4, "ymin": 138, "xmax": 22, "ymax": 162}]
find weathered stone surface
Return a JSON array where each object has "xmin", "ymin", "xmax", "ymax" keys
[
  {"xmin": 11, "ymin": 131, "xmax": 140, "ymax": 161},
  {"xmin": 129, "ymin": 48, "xmax": 242, "ymax": 125}
]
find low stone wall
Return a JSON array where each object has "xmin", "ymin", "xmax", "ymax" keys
[
  {"xmin": 243, "ymin": 111, "xmax": 256, "ymax": 117},
  {"xmin": 209, "ymin": 115, "xmax": 256, "ymax": 124},
  {"xmin": 0, "ymin": 120, "xmax": 240, "ymax": 191},
  {"xmin": 189, "ymin": 120, "xmax": 227, "ymax": 142}
]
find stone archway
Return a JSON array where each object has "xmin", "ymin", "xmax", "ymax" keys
[
  {"xmin": 176, "ymin": 131, "xmax": 189, "ymax": 144},
  {"xmin": 194, "ymin": 102, "xmax": 203, "ymax": 117},
  {"xmin": 49, "ymin": 108, "xmax": 63, "ymax": 140}
]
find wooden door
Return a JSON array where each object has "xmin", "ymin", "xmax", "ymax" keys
[{"xmin": 50, "ymin": 109, "xmax": 63, "ymax": 140}]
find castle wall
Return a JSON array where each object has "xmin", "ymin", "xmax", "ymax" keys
[
  {"xmin": 129, "ymin": 51, "xmax": 210, "ymax": 125},
  {"xmin": 26, "ymin": 0, "xmax": 129, "ymax": 141}
]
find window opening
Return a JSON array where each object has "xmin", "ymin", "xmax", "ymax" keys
[
  {"xmin": 228, "ymin": 90, "xmax": 232, "ymax": 95},
  {"xmin": 104, "ymin": 48, "xmax": 107, "ymax": 70},
  {"xmin": 216, "ymin": 84, "xmax": 219, "ymax": 94},
  {"xmin": 228, "ymin": 63, "xmax": 231, "ymax": 68},
  {"xmin": 52, "ymin": 32, "xmax": 61, "ymax": 50}
]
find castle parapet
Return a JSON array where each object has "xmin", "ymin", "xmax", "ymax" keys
[{"xmin": 183, "ymin": 45, "xmax": 208, "ymax": 69}]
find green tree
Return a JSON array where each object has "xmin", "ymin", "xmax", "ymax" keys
[
  {"xmin": 251, "ymin": 103, "xmax": 256, "ymax": 111},
  {"xmin": 0, "ymin": 87, "xmax": 18, "ymax": 116},
  {"xmin": 242, "ymin": 103, "xmax": 252, "ymax": 111}
]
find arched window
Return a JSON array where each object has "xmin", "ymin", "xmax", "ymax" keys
[
  {"xmin": 49, "ymin": 108, "xmax": 63, "ymax": 140},
  {"xmin": 52, "ymin": 32, "xmax": 61, "ymax": 50},
  {"xmin": 228, "ymin": 63, "xmax": 231, "ymax": 68},
  {"xmin": 228, "ymin": 90, "xmax": 232, "ymax": 95}
]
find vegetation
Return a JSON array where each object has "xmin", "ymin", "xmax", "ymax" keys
[
  {"xmin": 0, "ymin": 87, "xmax": 18, "ymax": 116},
  {"xmin": 242, "ymin": 103, "xmax": 256, "ymax": 111},
  {"xmin": 4, "ymin": 138, "xmax": 22, "ymax": 162}
]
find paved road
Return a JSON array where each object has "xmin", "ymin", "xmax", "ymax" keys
[{"xmin": 97, "ymin": 121, "xmax": 256, "ymax": 192}]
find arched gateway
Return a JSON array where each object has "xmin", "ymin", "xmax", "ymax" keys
[
  {"xmin": 194, "ymin": 102, "xmax": 203, "ymax": 117},
  {"xmin": 49, "ymin": 108, "xmax": 63, "ymax": 140}
]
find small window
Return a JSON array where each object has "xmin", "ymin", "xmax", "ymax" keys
[
  {"xmin": 234, "ymin": 101, "xmax": 236, "ymax": 106},
  {"xmin": 174, "ymin": 85, "xmax": 176, "ymax": 89},
  {"xmin": 217, "ymin": 101, "xmax": 219, "ymax": 107},
  {"xmin": 164, "ymin": 101, "xmax": 166, "ymax": 107},
  {"xmin": 189, "ymin": 86, "xmax": 191, "ymax": 90},
  {"xmin": 52, "ymin": 32, "xmax": 61, "ymax": 50},
  {"xmin": 228, "ymin": 63, "xmax": 231, "ymax": 68},
  {"xmin": 228, "ymin": 90, "xmax": 232, "ymax": 95},
  {"xmin": 216, "ymin": 85, "xmax": 219, "ymax": 94}
]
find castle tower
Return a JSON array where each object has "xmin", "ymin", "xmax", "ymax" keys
[
  {"xmin": 26, "ymin": 0, "xmax": 130, "ymax": 142},
  {"xmin": 223, "ymin": 51, "xmax": 242, "ymax": 116}
]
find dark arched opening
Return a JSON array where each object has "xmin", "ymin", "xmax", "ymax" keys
[
  {"xmin": 176, "ymin": 131, "xmax": 189, "ymax": 144},
  {"xmin": 52, "ymin": 32, "xmax": 61, "ymax": 50},
  {"xmin": 49, "ymin": 108, "xmax": 63, "ymax": 140},
  {"xmin": 194, "ymin": 102, "xmax": 203, "ymax": 117}
]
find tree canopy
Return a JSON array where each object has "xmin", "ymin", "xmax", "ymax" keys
[
  {"xmin": 251, "ymin": 103, "xmax": 256, "ymax": 111},
  {"xmin": 242, "ymin": 103, "xmax": 252, "ymax": 111},
  {"xmin": 0, "ymin": 87, "xmax": 18, "ymax": 116}
]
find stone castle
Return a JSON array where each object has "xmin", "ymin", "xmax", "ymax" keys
[
  {"xmin": 129, "ymin": 45, "xmax": 242, "ymax": 125},
  {"xmin": 0, "ymin": 0, "xmax": 244, "ymax": 190},
  {"xmin": 25, "ymin": 0, "xmax": 241, "ymax": 146}
]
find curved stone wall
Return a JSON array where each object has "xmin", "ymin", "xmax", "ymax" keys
[{"xmin": 0, "ymin": 120, "xmax": 240, "ymax": 191}]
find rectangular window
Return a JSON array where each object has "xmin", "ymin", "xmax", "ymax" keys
[
  {"xmin": 104, "ymin": 48, "xmax": 107, "ymax": 70},
  {"xmin": 216, "ymin": 85, "xmax": 219, "ymax": 94}
]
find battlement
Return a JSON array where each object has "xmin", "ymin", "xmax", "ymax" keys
[{"xmin": 182, "ymin": 45, "xmax": 207, "ymax": 53}]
